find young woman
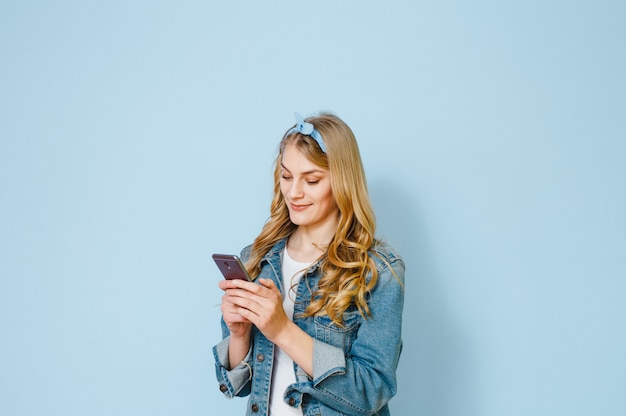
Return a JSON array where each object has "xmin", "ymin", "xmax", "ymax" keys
[{"xmin": 213, "ymin": 112, "xmax": 405, "ymax": 416}]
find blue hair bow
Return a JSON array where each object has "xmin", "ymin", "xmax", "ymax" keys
[{"xmin": 286, "ymin": 112, "xmax": 327, "ymax": 153}]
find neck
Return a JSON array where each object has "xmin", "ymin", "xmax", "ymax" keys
[{"xmin": 288, "ymin": 219, "xmax": 338, "ymax": 263}]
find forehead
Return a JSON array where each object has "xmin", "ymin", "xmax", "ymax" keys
[{"xmin": 281, "ymin": 144, "xmax": 328, "ymax": 174}]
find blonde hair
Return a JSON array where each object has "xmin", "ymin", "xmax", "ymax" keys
[{"xmin": 245, "ymin": 113, "xmax": 379, "ymax": 326}]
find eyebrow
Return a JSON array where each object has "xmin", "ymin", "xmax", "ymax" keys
[{"xmin": 281, "ymin": 163, "xmax": 325, "ymax": 175}]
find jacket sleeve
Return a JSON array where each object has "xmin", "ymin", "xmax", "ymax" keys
[
  {"xmin": 212, "ymin": 319, "xmax": 254, "ymax": 398},
  {"xmin": 287, "ymin": 255, "xmax": 405, "ymax": 415}
]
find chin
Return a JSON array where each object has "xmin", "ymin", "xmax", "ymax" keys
[{"xmin": 288, "ymin": 214, "xmax": 310, "ymax": 226}]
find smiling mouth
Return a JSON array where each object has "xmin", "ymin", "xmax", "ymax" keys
[{"xmin": 289, "ymin": 203, "xmax": 311, "ymax": 211}]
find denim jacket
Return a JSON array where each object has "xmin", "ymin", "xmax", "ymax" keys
[{"xmin": 213, "ymin": 238, "xmax": 405, "ymax": 416}]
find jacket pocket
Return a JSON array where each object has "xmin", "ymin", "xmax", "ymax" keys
[{"xmin": 313, "ymin": 309, "xmax": 361, "ymax": 354}]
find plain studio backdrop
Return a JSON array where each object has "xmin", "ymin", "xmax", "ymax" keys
[{"xmin": 1, "ymin": 1, "xmax": 624, "ymax": 415}]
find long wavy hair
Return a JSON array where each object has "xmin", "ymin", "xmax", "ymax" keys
[{"xmin": 245, "ymin": 113, "xmax": 379, "ymax": 326}]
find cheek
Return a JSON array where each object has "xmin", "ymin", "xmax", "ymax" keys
[
  {"xmin": 279, "ymin": 180, "xmax": 288, "ymax": 196},
  {"xmin": 318, "ymin": 187, "xmax": 336, "ymax": 208}
]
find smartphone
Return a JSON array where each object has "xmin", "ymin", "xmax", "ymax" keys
[{"xmin": 212, "ymin": 254, "xmax": 252, "ymax": 281}]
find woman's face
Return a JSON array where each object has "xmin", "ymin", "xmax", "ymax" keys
[{"xmin": 280, "ymin": 144, "xmax": 338, "ymax": 230}]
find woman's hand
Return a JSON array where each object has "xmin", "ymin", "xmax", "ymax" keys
[
  {"xmin": 219, "ymin": 279, "xmax": 254, "ymax": 369},
  {"xmin": 220, "ymin": 278, "xmax": 289, "ymax": 343},
  {"xmin": 219, "ymin": 279, "xmax": 253, "ymax": 337},
  {"xmin": 220, "ymin": 277, "xmax": 315, "ymax": 376}
]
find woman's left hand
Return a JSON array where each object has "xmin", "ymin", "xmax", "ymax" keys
[{"xmin": 224, "ymin": 278, "xmax": 289, "ymax": 343}]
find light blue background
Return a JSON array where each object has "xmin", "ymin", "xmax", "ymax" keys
[{"xmin": 1, "ymin": 1, "xmax": 625, "ymax": 415}]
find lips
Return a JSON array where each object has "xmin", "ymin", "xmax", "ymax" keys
[{"xmin": 289, "ymin": 203, "xmax": 311, "ymax": 212}]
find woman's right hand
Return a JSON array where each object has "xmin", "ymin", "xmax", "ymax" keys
[
  {"xmin": 219, "ymin": 279, "xmax": 253, "ymax": 337},
  {"xmin": 219, "ymin": 279, "xmax": 253, "ymax": 369}
]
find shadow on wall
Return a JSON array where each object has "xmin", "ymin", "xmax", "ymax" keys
[{"xmin": 369, "ymin": 179, "xmax": 481, "ymax": 416}]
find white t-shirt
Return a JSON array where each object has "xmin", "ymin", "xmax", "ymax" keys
[{"xmin": 268, "ymin": 248, "xmax": 311, "ymax": 415}]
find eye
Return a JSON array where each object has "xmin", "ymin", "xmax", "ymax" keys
[
  {"xmin": 281, "ymin": 174, "xmax": 292, "ymax": 180},
  {"xmin": 306, "ymin": 180, "xmax": 320, "ymax": 185}
]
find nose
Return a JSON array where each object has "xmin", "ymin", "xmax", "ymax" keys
[{"xmin": 287, "ymin": 180, "xmax": 304, "ymax": 199}]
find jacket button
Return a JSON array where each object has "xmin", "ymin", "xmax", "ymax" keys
[
  {"xmin": 219, "ymin": 384, "xmax": 227, "ymax": 393},
  {"xmin": 288, "ymin": 398, "xmax": 296, "ymax": 406},
  {"xmin": 256, "ymin": 354, "xmax": 265, "ymax": 362},
  {"xmin": 251, "ymin": 404, "xmax": 259, "ymax": 412}
]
